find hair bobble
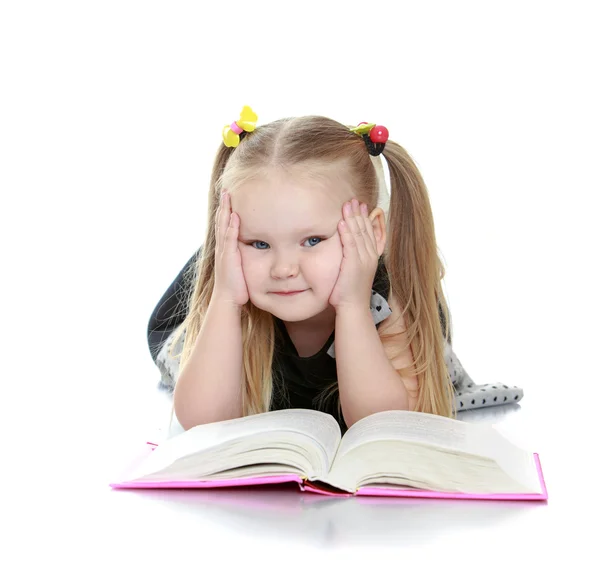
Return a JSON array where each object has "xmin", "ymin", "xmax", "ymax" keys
[
  {"xmin": 349, "ymin": 122, "xmax": 389, "ymax": 156},
  {"xmin": 222, "ymin": 105, "xmax": 258, "ymax": 148}
]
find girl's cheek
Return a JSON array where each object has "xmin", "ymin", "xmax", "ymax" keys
[
  {"xmin": 329, "ymin": 232, "xmax": 343, "ymax": 255},
  {"xmin": 311, "ymin": 248, "xmax": 342, "ymax": 277},
  {"xmin": 240, "ymin": 251, "xmax": 268, "ymax": 278},
  {"xmin": 239, "ymin": 247, "xmax": 255, "ymax": 265},
  {"xmin": 325, "ymin": 238, "xmax": 343, "ymax": 264}
]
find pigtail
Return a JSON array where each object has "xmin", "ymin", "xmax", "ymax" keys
[
  {"xmin": 380, "ymin": 141, "xmax": 456, "ymax": 418},
  {"xmin": 167, "ymin": 143, "xmax": 235, "ymax": 365},
  {"xmin": 167, "ymin": 138, "xmax": 279, "ymax": 427}
]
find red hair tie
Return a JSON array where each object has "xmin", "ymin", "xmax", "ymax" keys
[{"xmin": 349, "ymin": 122, "xmax": 389, "ymax": 156}]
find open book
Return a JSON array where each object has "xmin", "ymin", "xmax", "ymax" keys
[{"xmin": 110, "ymin": 409, "xmax": 547, "ymax": 501}]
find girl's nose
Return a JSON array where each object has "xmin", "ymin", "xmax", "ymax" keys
[{"xmin": 271, "ymin": 259, "xmax": 299, "ymax": 279}]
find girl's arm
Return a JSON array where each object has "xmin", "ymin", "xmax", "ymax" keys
[
  {"xmin": 335, "ymin": 301, "xmax": 416, "ymax": 429},
  {"xmin": 173, "ymin": 298, "xmax": 244, "ymax": 429}
]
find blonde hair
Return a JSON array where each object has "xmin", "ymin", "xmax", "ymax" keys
[{"xmin": 166, "ymin": 115, "xmax": 455, "ymax": 427}]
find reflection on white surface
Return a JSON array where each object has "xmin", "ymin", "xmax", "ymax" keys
[
  {"xmin": 457, "ymin": 403, "xmax": 522, "ymax": 423},
  {"xmin": 122, "ymin": 479, "xmax": 542, "ymax": 547}
]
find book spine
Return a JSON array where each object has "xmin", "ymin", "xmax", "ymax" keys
[
  {"xmin": 301, "ymin": 480, "xmax": 353, "ymax": 497},
  {"xmin": 110, "ymin": 474, "xmax": 306, "ymax": 490}
]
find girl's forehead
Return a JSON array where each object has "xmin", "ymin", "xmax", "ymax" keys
[
  {"xmin": 232, "ymin": 172, "xmax": 354, "ymax": 212},
  {"xmin": 235, "ymin": 185, "xmax": 344, "ymax": 238}
]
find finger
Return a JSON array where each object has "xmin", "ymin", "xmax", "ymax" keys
[
  {"xmin": 338, "ymin": 215, "xmax": 357, "ymax": 258},
  {"xmin": 217, "ymin": 191, "xmax": 230, "ymax": 251},
  {"xmin": 360, "ymin": 202, "xmax": 378, "ymax": 257},
  {"xmin": 344, "ymin": 200, "xmax": 368, "ymax": 261},
  {"xmin": 225, "ymin": 210, "xmax": 240, "ymax": 254},
  {"xmin": 215, "ymin": 192, "xmax": 224, "ymax": 250}
]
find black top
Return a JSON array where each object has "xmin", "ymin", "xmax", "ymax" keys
[
  {"xmin": 147, "ymin": 248, "xmax": 450, "ymax": 436},
  {"xmin": 269, "ymin": 258, "xmax": 391, "ymax": 435}
]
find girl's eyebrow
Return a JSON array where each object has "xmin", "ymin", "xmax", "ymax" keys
[{"xmin": 238, "ymin": 225, "xmax": 329, "ymax": 239}]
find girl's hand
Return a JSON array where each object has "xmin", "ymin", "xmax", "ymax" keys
[
  {"xmin": 213, "ymin": 191, "xmax": 250, "ymax": 307},
  {"xmin": 329, "ymin": 199, "xmax": 379, "ymax": 313}
]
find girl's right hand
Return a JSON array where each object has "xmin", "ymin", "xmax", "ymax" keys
[{"xmin": 213, "ymin": 191, "xmax": 250, "ymax": 307}]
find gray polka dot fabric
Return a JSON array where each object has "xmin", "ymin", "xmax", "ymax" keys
[
  {"xmin": 154, "ymin": 290, "xmax": 524, "ymax": 411},
  {"xmin": 444, "ymin": 341, "xmax": 524, "ymax": 410},
  {"xmin": 155, "ymin": 329, "xmax": 183, "ymax": 392}
]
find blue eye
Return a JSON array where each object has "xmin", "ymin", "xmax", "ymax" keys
[
  {"xmin": 249, "ymin": 237, "xmax": 324, "ymax": 249},
  {"xmin": 304, "ymin": 237, "xmax": 322, "ymax": 247}
]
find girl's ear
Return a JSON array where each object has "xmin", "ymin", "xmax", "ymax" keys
[{"xmin": 369, "ymin": 207, "xmax": 387, "ymax": 256}]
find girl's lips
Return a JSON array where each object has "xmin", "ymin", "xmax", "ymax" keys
[{"xmin": 271, "ymin": 290, "xmax": 306, "ymax": 296}]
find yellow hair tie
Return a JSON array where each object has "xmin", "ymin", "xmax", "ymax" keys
[{"xmin": 222, "ymin": 105, "xmax": 258, "ymax": 147}]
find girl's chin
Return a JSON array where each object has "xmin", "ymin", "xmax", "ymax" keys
[{"xmin": 249, "ymin": 292, "xmax": 330, "ymax": 320}]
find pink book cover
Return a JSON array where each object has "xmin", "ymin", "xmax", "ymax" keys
[{"xmin": 109, "ymin": 442, "xmax": 548, "ymax": 501}]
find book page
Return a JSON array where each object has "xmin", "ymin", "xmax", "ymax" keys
[
  {"xmin": 134, "ymin": 437, "xmax": 315, "ymax": 481},
  {"xmin": 324, "ymin": 440, "xmax": 539, "ymax": 494},
  {"xmin": 337, "ymin": 411, "xmax": 490, "ymax": 457},
  {"xmin": 129, "ymin": 408, "xmax": 342, "ymax": 480},
  {"xmin": 333, "ymin": 410, "xmax": 541, "ymax": 492}
]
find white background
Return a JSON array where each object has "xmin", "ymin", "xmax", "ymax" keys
[{"xmin": 1, "ymin": 1, "xmax": 598, "ymax": 566}]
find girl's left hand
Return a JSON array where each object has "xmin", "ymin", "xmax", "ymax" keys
[{"xmin": 329, "ymin": 198, "xmax": 379, "ymax": 312}]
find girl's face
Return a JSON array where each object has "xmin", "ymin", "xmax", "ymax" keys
[{"xmin": 230, "ymin": 170, "xmax": 354, "ymax": 323}]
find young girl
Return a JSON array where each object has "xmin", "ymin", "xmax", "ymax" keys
[{"xmin": 147, "ymin": 106, "xmax": 524, "ymax": 433}]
